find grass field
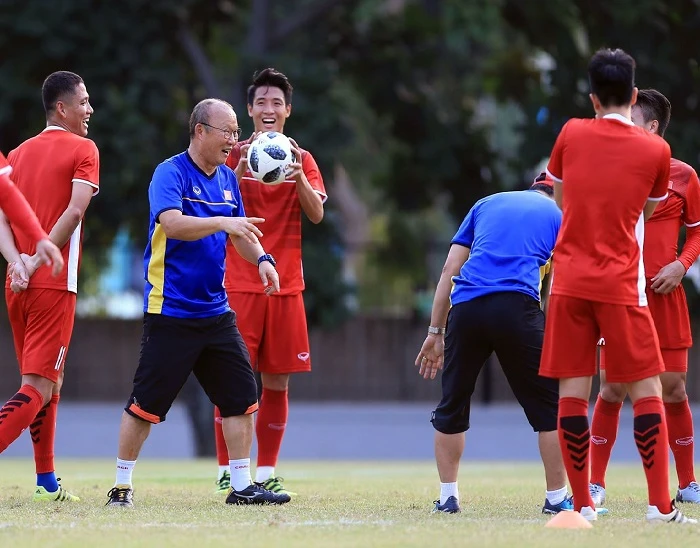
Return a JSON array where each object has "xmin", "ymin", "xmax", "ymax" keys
[{"xmin": 1, "ymin": 459, "xmax": 700, "ymax": 547}]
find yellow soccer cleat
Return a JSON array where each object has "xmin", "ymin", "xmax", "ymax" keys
[
  {"xmin": 261, "ymin": 476, "xmax": 297, "ymax": 497},
  {"xmin": 215, "ymin": 470, "xmax": 231, "ymax": 494},
  {"xmin": 33, "ymin": 480, "xmax": 80, "ymax": 502}
]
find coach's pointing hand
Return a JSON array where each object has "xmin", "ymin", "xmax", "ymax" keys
[
  {"xmin": 416, "ymin": 333, "xmax": 445, "ymax": 380},
  {"xmin": 222, "ymin": 217, "xmax": 265, "ymax": 245}
]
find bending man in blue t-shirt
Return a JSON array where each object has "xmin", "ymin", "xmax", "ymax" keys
[
  {"xmin": 416, "ymin": 175, "xmax": 572, "ymax": 516},
  {"xmin": 107, "ymin": 99, "xmax": 289, "ymax": 508}
]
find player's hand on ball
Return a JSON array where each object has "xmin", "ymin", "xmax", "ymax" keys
[
  {"xmin": 236, "ymin": 132, "xmax": 261, "ymax": 167},
  {"xmin": 415, "ymin": 334, "xmax": 445, "ymax": 380},
  {"xmin": 650, "ymin": 259, "xmax": 686, "ymax": 294},
  {"xmin": 287, "ymin": 138, "xmax": 304, "ymax": 181},
  {"xmin": 223, "ymin": 217, "xmax": 265, "ymax": 245},
  {"xmin": 259, "ymin": 262, "xmax": 280, "ymax": 295},
  {"xmin": 35, "ymin": 238, "xmax": 65, "ymax": 277}
]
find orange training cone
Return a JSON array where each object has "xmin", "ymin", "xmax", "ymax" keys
[{"xmin": 544, "ymin": 511, "xmax": 593, "ymax": 529}]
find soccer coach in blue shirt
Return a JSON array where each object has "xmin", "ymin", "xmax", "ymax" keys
[
  {"xmin": 107, "ymin": 99, "xmax": 289, "ymax": 508},
  {"xmin": 416, "ymin": 175, "xmax": 571, "ymax": 516}
]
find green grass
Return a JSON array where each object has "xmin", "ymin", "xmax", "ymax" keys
[{"xmin": 1, "ymin": 459, "xmax": 700, "ymax": 547}]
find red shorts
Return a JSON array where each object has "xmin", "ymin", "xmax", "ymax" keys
[
  {"xmin": 6, "ymin": 288, "xmax": 76, "ymax": 383},
  {"xmin": 647, "ymin": 283, "xmax": 692, "ymax": 349},
  {"xmin": 598, "ymin": 284, "xmax": 690, "ymax": 374},
  {"xmin": 540, "ymin": 294, "xmax": 663, "ymax": 383},
  {"xmin": 600, "ymin": 344, "xmax": 688, "ymax": 373},
  {"xmin": 227, "ymin": 292, "xmax": 311, "ymax": 374}
]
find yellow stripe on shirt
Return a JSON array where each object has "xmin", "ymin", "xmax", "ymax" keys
[{"xmin": 147, "ymin": 224, "xmax": 167, "ymax": 313}]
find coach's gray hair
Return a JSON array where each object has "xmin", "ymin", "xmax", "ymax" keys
[{"xmin": 189, "ymin": 98, "xmax": 235, "ymax": 137}]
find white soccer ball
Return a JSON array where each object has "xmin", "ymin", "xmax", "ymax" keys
[{"xmin": 248, "ymin": 131, "xmax": 294, "ymax": 185}]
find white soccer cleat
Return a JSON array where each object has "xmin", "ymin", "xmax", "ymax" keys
[
  {"xmin": 579, "ymin": 506, "xmax": 598, "ymax": 522},
  {"xmin": 676, "ymin": 482, "xmax": 700, "ymax": 504},
  {"xmin": 589, "ymin": 483, "xmax": 606, "ymax": 507},
  {"xmin": 646, "ymin": 504, "xmax": 697, "ymax": 524}
]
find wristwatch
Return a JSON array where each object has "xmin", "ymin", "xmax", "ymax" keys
[
  {"xmin": 427, "ymin": 326, "xmax": 445, "ymax": 335},
  {"xmin": 257, "ymin": 253, "xmax": 276, "ymax": 267}
]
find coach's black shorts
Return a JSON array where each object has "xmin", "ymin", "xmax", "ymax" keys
[
  {"xmin": 125, "ymin": 311, "xmax": 258, "ymax": 424},
  {"xmin": 431, "ymin": 292, "xmax": 558, "ymax": 435}
]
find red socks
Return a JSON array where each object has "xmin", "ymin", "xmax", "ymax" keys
[
  {"xmin": 634, "ymin": 396, "xmax": 672, "ymax": 513},
  {"xmin": 32, "ymin": 394, "xmax": 59, "ymax": 474},
  {"xmin": 256, "ymin": 388, "xmax": 288, "ymax": 467},
  {"xmin": 0, "ymin": 385, "xmax": 44, "ymax": 453},
  {"xmin": 589, "ymin": 395, "xmax": 623, "ymax": 487},
  {"xmin": 558, "ymin": 397, "xmax": 594, "ymax": 511},
  {"xmin": 214, "ymin": 406, "xmax": 228, "ymax": 466},
  {"xmin": 665, "ymin": 399, "xmax": 696, "ymax": 488}
]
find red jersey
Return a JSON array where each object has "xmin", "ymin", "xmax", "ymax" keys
[
  {"xmin": 0, "ymin": 153, "xmax": 48, "ymax": 243},
  {"xmin": 7, "ymin": 127, "xmax": 100, "ymax": 293},
  {"xmin": 547, "ymin": 114, "xmax": 670, "ymax": 306},
  {"xmin": 224, "ymin": 141, "xmax": 326, "ymax": 295},
  {"xmin": 644, "ymin": 158, "xmax": 700, "ymax": 277}
]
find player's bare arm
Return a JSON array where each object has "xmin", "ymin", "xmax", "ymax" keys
[
  {"xmin": 553, "ymin": 181, "xmax": 563, "ymax": 210},
  {"xmin": 17, "ymin": 181, "xmax": 94, "ymax": 282},
  {"xmin": 229, "ymin": 236, "xmax": 280, "ymax": 295},
  {"xmin": 0, "ymin": 209, "xmax": 24, "ymax": 266},
  {"xmin": 44, "ymin": 181, "xmax": 95, "ymax": 253},
  {"xmin": 416, "ymin": 244, "xmax": 471, "ymax": 380},
  {"xmin": 643, "ymin": 198, "xmax": 660, "ymax": 221},
  {"xmin": 159, "ymin": 210, "xmax": 264, "ymax": 244},
  {"xmin": 288, "ymin": 138, "xmax": 324, "ymax": 224}
]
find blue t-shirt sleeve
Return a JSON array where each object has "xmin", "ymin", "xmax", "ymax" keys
[
  {"xmin": 149, "ymin": 161, "xmax": 184, "ymax": 222},
  {"xmin": 451, "ymin": 204, "xmax": 477, "ymax": 248}
]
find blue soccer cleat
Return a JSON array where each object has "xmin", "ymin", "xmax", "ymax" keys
[
  {"xmin": 433, "ymin": 496, "xmax": 461, "ymax": 513},
  {"xmin": 542, "ymin": 494, "xmax": 574, "ymax": 515}
]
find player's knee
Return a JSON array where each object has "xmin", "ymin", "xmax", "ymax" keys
[
  {"xmin": 22, "ymin": 376, "xmax": 54, "ymax": 406},
  {"xmin": 430, "ymin": 408, "xmax": 470, "ymax": 435},
  {"xmin": 661, "ymin": 378, "xmax": 687, "ymax": 403},
  {"xmin": 600, "ymin": 382, "xmax": 625, "ymax": 403},
  {"xmin": 261, "ymin": 373, "xmax": 289, "ymax": 391}
]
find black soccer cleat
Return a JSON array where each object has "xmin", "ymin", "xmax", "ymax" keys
[
  {"xmin": 225, "ymin": 482, "xmax": 291, "ymax": 505},
  {"xmin": 106, "ymin": 486, "xmax": 134, "ymax": 507}
]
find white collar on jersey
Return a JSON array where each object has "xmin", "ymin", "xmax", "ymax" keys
[
  {"xmin": 42, "ymin": 125, "xmax": 69, "ymax": 132},
  {"xmin": 602, "ymin": 113, "xmax": 634, "ymax": 126}
]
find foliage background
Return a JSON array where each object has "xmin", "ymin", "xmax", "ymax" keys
[{"xmin": 1, "ymin": 0, "xmax": 700, "ymax": 324}]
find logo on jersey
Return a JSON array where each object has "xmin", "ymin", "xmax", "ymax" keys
[
  {"xmin": 193, "ymin": 186, "xmax": 202, "ymax": 195},
  {"xmin": 224, "ymin": 189, "xmax": 233, "ymax": 200},
  {"xmin": 297, "ymin": 352, "xmax": 310, "ymax": 362}
]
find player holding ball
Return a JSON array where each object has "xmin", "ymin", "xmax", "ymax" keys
[{"xmin": 213, "ymin": 68, "xmax": 327, "ymax": 496}]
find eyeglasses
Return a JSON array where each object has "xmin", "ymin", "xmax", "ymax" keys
[{"xmin": 200, "ymin": 123, "xmax": 242, "ymax": 141}]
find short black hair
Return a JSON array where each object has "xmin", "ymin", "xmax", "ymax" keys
[
  {"xmin": 246, "ymin": 68, "xmax": 293, "ymax": 106},
  {"xmin": 588, "ymin": 48, "xmax": 636, "ymax": 108},
  {"xmin": 635, "ymin": 88, "xmax": 671, "ymax": 137},
  {"xmin": 531, "ymin": 183, "xmax": 554, "ymax": 196},
  {"xmin": 42, "ymin": 71, "xmax": 84, "ymax": 114}
]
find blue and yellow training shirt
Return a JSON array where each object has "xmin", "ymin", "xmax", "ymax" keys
[{"xmin": 143, "ymin": 151, "xmax": 245, "ymax": 318}]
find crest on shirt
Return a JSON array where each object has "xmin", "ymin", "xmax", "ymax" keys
[
  {"xmin": 668, "ymin": 180, "xmax": 674, "ymax": 190},
  {"xmin": 224, "ymin": 189, "xmax": 233, "ymax": 201},
  {"xmin": 193, "ymin": 186, "xmax": 202, "ymax": 195}
]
